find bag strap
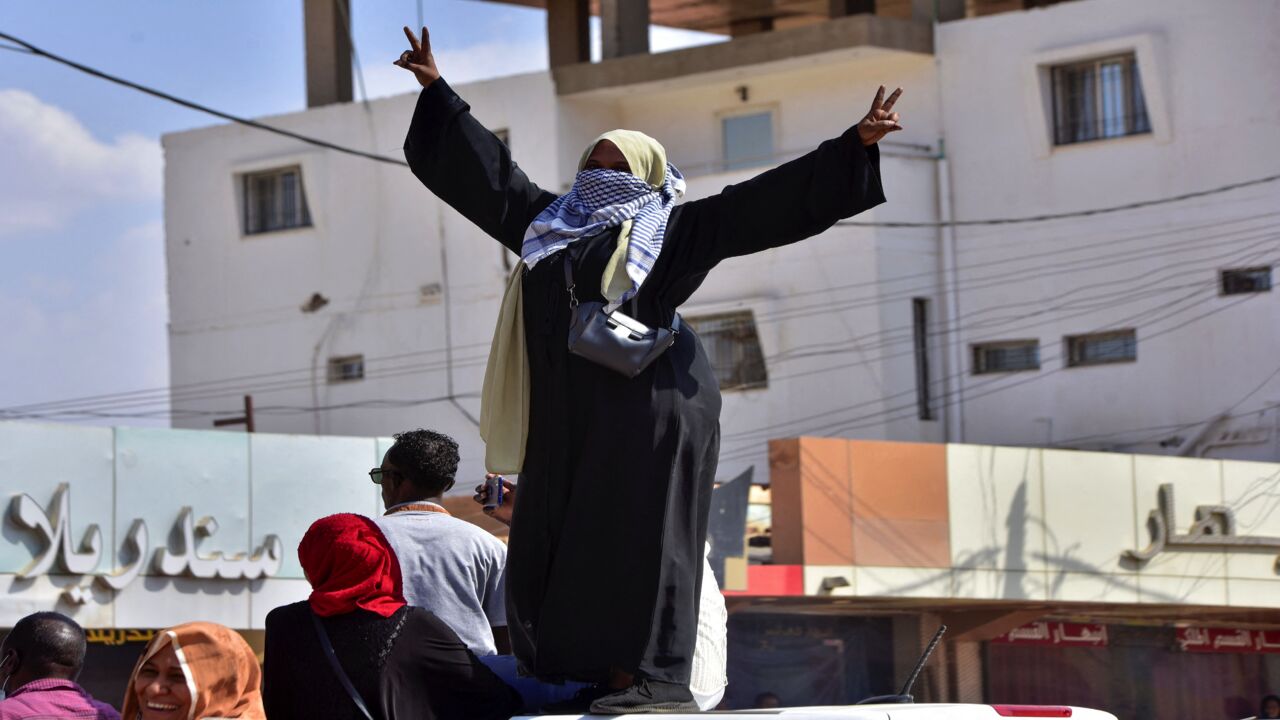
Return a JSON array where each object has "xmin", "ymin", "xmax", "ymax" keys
[
  {"xmin": 310, "ymin": 610, "xmax": 376, "ymax": 720},
  {"xmin": 560, "ymin": 251, "xmax": 679, "ymax": 333}
]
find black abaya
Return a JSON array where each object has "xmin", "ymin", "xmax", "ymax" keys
[{"xmin": 404, "ymin": 79, "xmax": 886, "ymax": 686}]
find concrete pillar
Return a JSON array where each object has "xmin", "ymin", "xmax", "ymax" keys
[
  {"xmin": 303, "ymin": 0, "xmax": 353, "ymax": 108},
  {"xmin": 601, "ymin": 0, "xmax": 650, "ymax": 60},
  {"xmin": 912, "ymin": 0, "xmax": 966, "ymax": 21},
  {"xmin": 728, "ymin": 16, "xmax": 774, "ymax": 37},
  {"xmin": 829, "ymin": 0, "xmax": 877, "ymax": 17},
  {"xmin": 547, "ymin": 0, "xmax": 591, "ymax": 67}
]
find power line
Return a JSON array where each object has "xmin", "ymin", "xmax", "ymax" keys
[
  {"xmin": 763, "ymin": 233, "xmax": 1279, "ymax": 364},
  {"xmin": 1047, "ymin": 365, "xmax": 1280, "ymax": 449},
  {"xmin": 3, "ymin": 30, "xmax": 1277, "ymax": 232},
  {"xmin": 0, "ymin": 30, "xmax": 409, "ymax": 167},
  {"xmin": 0, "ymin": 341, "xmax": 491, "ymax": 415},
  {"xmin": 756, "ymin": 220, "xmax": 1280, "ymax": 325},
  {"xmin": 6, "ymin": 226, "xmax": 1274, "ymax": 421},
  {"xmin": 776, "ymin": 209, "xmax": 1280, "ymax": 306},
  {"xmin": 714, "ymin": 279, "xmax": 1272, "ymax": 457},
  {"xmin": 836, "ymin": 173, "xmax": 1280, "ymax": 228}
]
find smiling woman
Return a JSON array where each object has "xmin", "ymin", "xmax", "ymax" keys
[{"xmin": 120, "ymin": 623, "xmax": 265, "ymax": 720}]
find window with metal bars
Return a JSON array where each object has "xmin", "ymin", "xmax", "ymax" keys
[
  {"xmin": 685, "ymin": 311, "xmax": 768, "ymax": 391},
  {"xmin": 972, "ymin": 340, "xmax": 1040, "ymax": 375},
  {"xmin": 242, "ymin": 166, "xmax": 311, "ymax": 234},
  {"xmin": 327, "ymin": 354, "xmax": 365, "ymax": 383},
  {"xmin": 1065, "ymin": 329, "xmax": 1136, "ymax": 367},
  {"xmin": 1051, "ymin": 53, "xmax": 1151, "ymax": 146},
  {"xmin": 1221, "ymin": 266, "xmax": 1272, "ymax": 295}
]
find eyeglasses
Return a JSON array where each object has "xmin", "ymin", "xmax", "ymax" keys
[{"xmin": 369, "ymin": 468, "xmax": 391, "ymax": 485}]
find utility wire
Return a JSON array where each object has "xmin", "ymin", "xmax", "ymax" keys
[
  {"xmin": 715, "ymin": 278, "xmax": 1272, "ymax": 454},
  {"xmin": 836, "ymin": 173, "xmax": 1280, "ymax": 228},
  {"xmin": 6, "ymin": 225, "xmax": 1275, "ymax": 419},
  {"xmin": 0, "ymin": 30, "xmax": 409, "ymax": 167},
  {"xmin": 3, "ymin": 30, "xmax": 1277, "ymax": 228}
]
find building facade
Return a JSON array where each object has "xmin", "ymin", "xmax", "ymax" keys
[
  {"xmin": 162, "ymin": 0, "xmax": 1280, "ymax": 489},
  {"xmin": 4, "ymin": 420, "xmax": 1278, "ymax": 717}
]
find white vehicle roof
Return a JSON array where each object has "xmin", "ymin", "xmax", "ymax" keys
[{"xmin": 519, "ymin": 704, "xmax": 1118, "ymax": 719}]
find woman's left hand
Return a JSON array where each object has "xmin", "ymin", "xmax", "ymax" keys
[{"xmin": 857, "ymin": 85, "xmax": 903, "ymax": 146}]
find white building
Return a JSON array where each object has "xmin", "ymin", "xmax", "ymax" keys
[{"xmin": 162, "ymin": 0, "xmax": 1280, "ymax": 488}]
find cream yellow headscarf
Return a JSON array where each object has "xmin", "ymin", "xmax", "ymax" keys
[{"xmin": 479, "ymin": 130, "xmax": 669, "ymax": 474}]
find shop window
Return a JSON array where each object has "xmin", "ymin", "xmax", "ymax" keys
[
  {"xmin": 242, "ymin": 166, "xmax": 311, "ymax": 234},
  {"xmin": 972, "ymin": 340, "xmax": 1040, "ymax": 375},
  {"xmin": 1221, "ymin": 266, "xmax": 1272, "ymax": 295},
  {"xmin": 722, "ymin": 111, "xmax": 774, "ymax": 171},
  {"xmin": 1051, "ymin": 53, "xmax": 1150, "ymax": 146},
  {"xmin": 327, "ymin": 354, "xmax": 365, "ymax": 383},
  {"xmin": 1065, "ymin": 329, "xmax": 1136, "ymax": 367},
  {"xmin": 686, "ymin": 311, "xmax": 768, "ymax": 391}
]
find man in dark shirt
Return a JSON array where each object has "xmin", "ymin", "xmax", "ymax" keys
[{"xmin": 0, "ymin": 612, "xmax": 120, "ymax": 720}]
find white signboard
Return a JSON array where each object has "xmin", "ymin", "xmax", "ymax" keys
[{"xmin": 0, "ymin": 421, "xmax": 390, "ymax": 629}]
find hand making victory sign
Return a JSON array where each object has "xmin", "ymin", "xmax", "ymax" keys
[
  {"xmin": 857, "ymin": 85, "xmax": 904, "ymax": 146},
  {"xmin": 394, "ymin": 25, "xmax": 440, "ymax": 88}
]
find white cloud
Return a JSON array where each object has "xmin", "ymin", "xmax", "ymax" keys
[
  {"xmin": 357, "ymin": 25, "xmax": 722, "ymax": 100},
  {"xmin": 360, "ymin": 39, "xmax": 549, "ymax": 99},
  {"xmin": 0, "ymin": 89, "xmax": 162, "ymax": 236},
  {"xmin": 650, "ymin": 26, "xmax": 727, "ymax": 53}
]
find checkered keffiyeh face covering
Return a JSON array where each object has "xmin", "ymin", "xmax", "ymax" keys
[{"xmin": 520, "ymin": 163, "xmax": 686, "ymax": 305}]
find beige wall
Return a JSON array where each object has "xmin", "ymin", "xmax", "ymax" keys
[{"xmin": 770, "ymin": 438, "xmax": 1280, "ymax": 609}]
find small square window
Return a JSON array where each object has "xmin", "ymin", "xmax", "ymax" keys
[
  {"xmin": 1065, "ymin": 330, "xmax": 1136, "ymax": 367},
  {"xmin": 242, "ymin": 166, "xmax": 311, "ymax": 235},
  {"xmin": 1051, "ymin": 53, "xmax": 1151, "ymax": 146},
  {"xmin": 722, "ymin": 111, "xmax": 774, "ymax": 171},
  {"xmin": 686, "ymin": 311, "xmax": 768, "ymax": 391},
  {"xmin": 1221, "ymin": 267, "xmax": 1272, "ymax": 295},
  {"xmin": 972, "ymin": 340, "xmax": 1040, "ymax": 375},
  {"xmin": 327, "ymin": 354, "xmax": 365, "ymax": 383}
]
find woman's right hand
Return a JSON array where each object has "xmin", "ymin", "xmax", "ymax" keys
[{"xmin": 394, "ymin": 25, "xmax": 440, "ymax": 88}]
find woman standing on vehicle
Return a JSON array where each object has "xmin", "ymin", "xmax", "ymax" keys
[{"xmin": 395, "ymin": 24, "xmax": 900, "ymax": 714}]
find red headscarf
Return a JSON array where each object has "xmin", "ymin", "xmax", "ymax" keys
[{"xmin": 298, "ymin": 514, "xmax": 406, "ymax": 618}]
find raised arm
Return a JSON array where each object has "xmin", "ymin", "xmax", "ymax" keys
[
  {"xmin": 397, "ymin": 26, "xmax": 556, "ymax": 253},
  {"xmin": 674, "ymin": 86, "xmax": 901, "ymax": 273}
]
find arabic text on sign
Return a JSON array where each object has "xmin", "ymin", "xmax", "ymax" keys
[
  {"xmin": 991, "ymin": 622, "xmax": 1109, "ymax": 647},
  {"xmin": 1176, "ymin": 627, "xmax": 1280, "ymax": 654}
]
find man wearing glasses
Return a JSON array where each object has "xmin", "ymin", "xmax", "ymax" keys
[{"xmin": 369, "ymin": 428, "xmax": 510, "ymax": 656}]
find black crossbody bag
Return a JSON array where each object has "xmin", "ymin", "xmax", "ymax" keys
[
  {"xmin": 310, "ymin": 610, "xmax": 376, "ymax": 720},
  {"xmin": 562, "ymin": 252, "xmax": 680, "ymax": 378}
]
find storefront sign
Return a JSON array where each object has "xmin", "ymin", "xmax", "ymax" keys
[
  {"xmin": 9, "ymin": 483, "xmax": 283, "ymax": 604},
  {"xmin": 1176, "ymin": 627, "xmax": 1280, "ymax": 654},
  {"xmin": 85, "ymin": 629, "xmax": 157, "ymax": 647},
  {"xmin": 1124, "ymin": 483, "xmax": 1280, "ymax": 567},
  {"xmin": 992, "ymin": 621, "xmax": 1109, "ymax": 647}
]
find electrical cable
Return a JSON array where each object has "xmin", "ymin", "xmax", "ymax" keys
[
  {"xmin": 0, "ymin": 30, "xmax": 410, "ymax": 167},
  {"xmin": 763, "ymin": 234, "xmax": 1279, "ymax": 365},
  {"xmin": 715, "ymin": 277, "xmax": 1273, "ymax": 456},
  {"xmin": 835, "ymin": 173, "xmax": 1280, "ymax": 228},
  {"xmin": 714, "ymin": 289, "xmax": 1269, "ymax": 463},
  {"xmin": 3, "ymin": 30, "xmax": 1277, "ymax": 229}
]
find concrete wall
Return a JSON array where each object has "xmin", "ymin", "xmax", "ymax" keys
[
  {"xmin": 936, "ymin": 0, "xmax": 1280, "ymax": 458},
  {"xmin": 768, "ymin": 437, "xmax": 1280, "ymax": 609},
  {"xmin": 162, "ymin": 0, "xmax": 1280, "ymax": 487},
  {"xmin": 163, "ymin": 52, "xmax": 944, "ymax": 485}
]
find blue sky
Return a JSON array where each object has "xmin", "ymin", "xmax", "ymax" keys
[{"xmin": 0, "ymin": 1, "xmax": 718, "ymax": 423}]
